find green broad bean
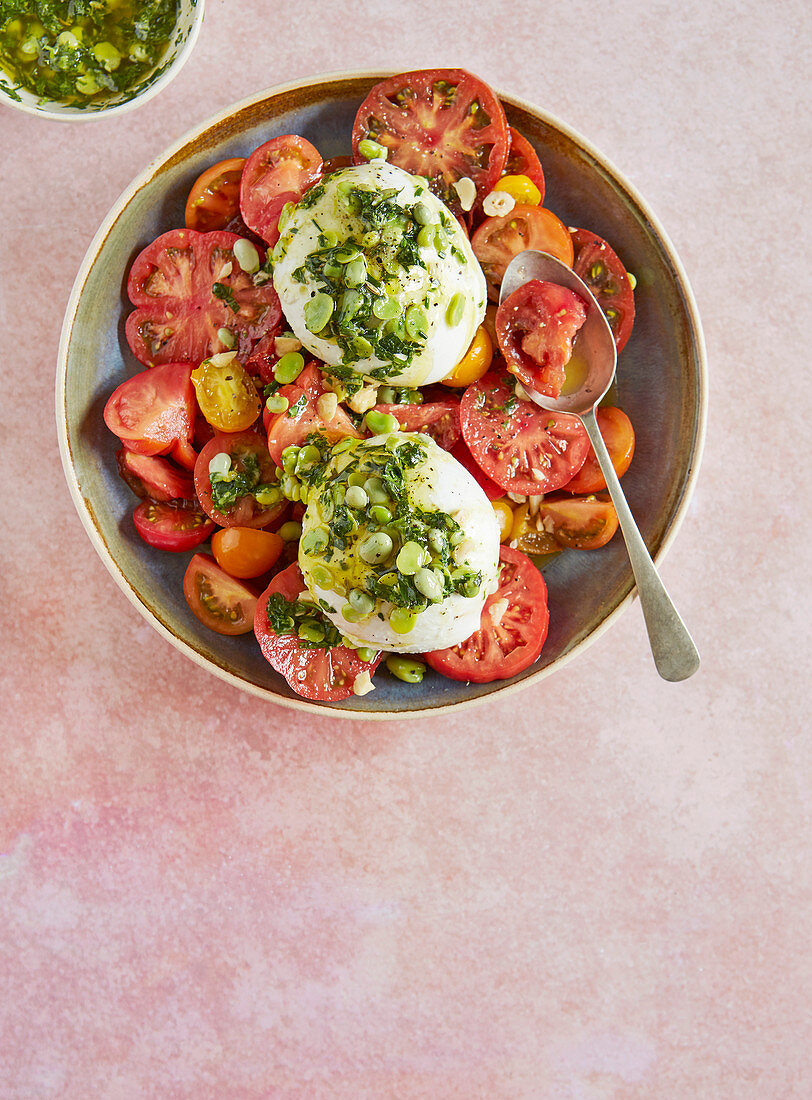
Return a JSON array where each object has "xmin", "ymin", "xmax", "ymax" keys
[{"xmin": 385, "ymin": 655, "xmax": 426, "ymax": 683}]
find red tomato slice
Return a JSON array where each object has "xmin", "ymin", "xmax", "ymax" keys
[
  {"xmin": 133, "ymin": 500, "xmax": 214, "ymax": 552},
  {"xmin": 239, "ymin": 135, "xmax": 323, "ymax": 246},
  {"xmin": 570, "ymin": 228, "xmax": 636, "ymax": 353},
  {"xmin": 184, "ymin": 157, "xmax": 245, "ymax": 233},
  {"xmin": 472, "ymin": 205, "xmax": 574, "ymax": 300},
  {"xmin": 460, "ymin": 370, "xmax": 589, "ymax": 495},
  {"xmin": 496, "ymin": 280, "xmax": 588, "ymax": 399},
  {"xmin": 125, "ymin": 229, "xmax": 282, "ymax": 367},
  {"xmin": 116, "ymin": 448, "xmax": 195, "ymax": 501},
  {"xmin": 564, "ymin": 407, "xmax": 635, "ymax": 494},
  {"xmin": 254, "ymin": 564, "xmax": 382, "ymax": 701},
  {"xmin": 352, "ymin": 68, "xmax": 509, "ymax": 212},
  {"xmin": 183, "ymin": 553, "xmax": 258, "ymax": 635},
  {"xmin": 104, "ymin": 361, "xmax": 196, "ymax": 459},
  {"xmin": 504, "ymin": 127, "xmax": 545, "ymax": 203},
  {"xmin": 321, "ymin": 154, "xmax": 352, "ymax": 176},
  {"xmin": 194, "ymin": 431, "xmax": 285, "ymax": 529},
  {"xmin": 265, "ymin": 364, "xmax": 361, "ymax": 466},
  {"xmin": 425, "ymin": 546, "xmax": 549, "ymax": 682},
  {"xmin": 373, "ymin": 396, "xmax": 461, "ymax": 451},
  {"xmin": 450, "ymin": 438, "xmax": 505, "ymax": 501}
]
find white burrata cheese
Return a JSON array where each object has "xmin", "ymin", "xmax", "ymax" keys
[
  {"xmin": 272, "ymin": 162, "xmax": 486, "ymax": 387},
  {"xmin": 298, "ymin": 433, "xmax": 500, "ymax": 653}
]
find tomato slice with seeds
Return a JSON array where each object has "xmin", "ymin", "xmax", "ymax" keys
[
  {"xmin": 183, "ymin": 553, "xmax": 258, "ymax": 635},
  {"xmin": 352, "ymin": 68, "xmax": 509, "ymax": 212},
  {"xmin": 570, "ymin": 228, "xmax": 636, "ymax": 353},
  {"xmin": 239, "ymin": 135, "xmax": 323, "ymax": 246},
  {"xmin": 265, "ymin": 362, "xmax": 362, "ymax": 466},
  {"xmin": 472, "ymin": 205, "xmax": 574, "ymax": 301},
  {"xmin": 496, "ymin": 280, "xmax": 587, "ymax": 399},
  {"xmin": 504, "ymin": 127, "xmax": 545, "ymax": 204},
  {"xmin": 116, "ymin": 449, "xmax": 195, "ymax": 502},
  {"xmin": 125, "ymin": 228, "xmax": 282, "ymax": 367},
  {"xmin": 184, "ymin": 157, "xmax": 245, "ymax": 233},
  {"xmin": 194, "ymin": 432, "xmax": 285, "ymax": 529},
  {"xmin": 132, "ymin": 500, "xmax": 214, "ymax": 552},
  {"xmin": 425, "ymin": 546, "xmax": 549, "ymax": 682},
  {"xmin": 104, "ymin": 361, "xmax": 196, "ymax": 460},
  {"xmin": 372, "ymin": 396, "xmax": 461, "ymax": 451},
  {"xmin": 460, "ymin": 369, "xmax": 589, "ymax": 495},
  {"xmin": 254, "ymin": 564, "xmax": 382, "ymax": 701}
]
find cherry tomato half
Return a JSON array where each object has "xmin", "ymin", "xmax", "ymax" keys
[
  {"xmin": 132, "ymin": 500, "xmax": 213, "ymax": 552},
  {"xmin": 513, "ymin": 494, "xmax": 619, "ymax": 553},
  {"xmin": 194, "ymin": 432, "xmax": 285, "ymax": 529},
  {"xmin": 570, "ymin": 228, "xmax": 636, "ymax": 353},
  {"xmin": 183, "ymin": 553, "xmax": 258, "ymax": 635},
  {"xmin": 472, "ymin": 205, "xmax": 574, "ymax": 300},
  {"xmin": 211, "ymin": 527, "xmax": 284, "ymax": 579},
  {"xmin": 265, "ymin": 362, "xmax": 361, "ymax": 467},
  {"xmin": 184, "ymin": 157, "xmax": 245, "ymax": 233},
  {"xmin": 191, "ymin": 353, "xmax": 262, "ymax": 433},
  {"xmin": 441, "ymin": 325, "xmax": 494, "ymax": 388},
  {"xmin": 564, "ymin": 407, "xmax": 635, "ymax": 494},
  {"xmin": 116, "ymin": 449, "xmax": 195, "ymax": 502},
  {"xmin": 239, "ymin": 135, "xmax": 323, "ymax": 246},
  {"xmin": 496, "ymin": 280, "xmax": 587, "ymax": 399}
]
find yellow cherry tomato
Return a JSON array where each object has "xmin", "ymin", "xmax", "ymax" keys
[
  {"xmin": 211, "ymin": 526, "xmax": 284, "ymax": 578},
  {"xmin": 191, "ymin": 352, "xmax": 261, "ymax": 433},
  {"xmin": 441, "ymin": 324, "xmax": 494, "ymax": 387},
  {"xmin": 496, "ymin": 173, "xmax": 542, "ymax": 206},
  {"xmin": 491, "ymin": 499, "xmax": 514, "ymax": 542}
]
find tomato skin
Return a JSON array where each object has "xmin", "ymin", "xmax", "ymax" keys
[
  {"xmin": 125, "ymin": 228, "xmax": 282, "ymax": 368},
  {"xmin": 450, "ymin": 439, "xmax": 505, "ymax": 501},
  {"xmin": 372, "ymin": 397, "xmax": 461, "ymax": 451},
  {"xmin": 104, "ymin": 361, "xmax": 196, "ymax": 460},
  {"xmin": 352, "ymin": 68, "xmax": 509, "ymax": 212},
  {"xmin": 194, "ymin": 431, "xmax": 285, "ymax": 529},
  {"xmin": 564, "ymin": 407, "xmax": 635, "ymax": 494},
  {"xmin": 211, "ymin": 527, "xmax": 284, "ymax": 579},
  {"xmin": 570, "ymin": 228, "xmax": 636, "ymax": 353},
  {"xmin": 504, "ymin": 127, "xmax": 545, "ymax": 204},
  {"xmin": 460, "ymin": 370, "xmax": 590, "ymax": 495},
  {"xmin": 441, "ymin": 325, "xmax": 493, "ymax": 388},
  {"xmin": 183, "ymin": 553, "xmax": 258, "ymax": 635},
  {"xmin": 496, "ymin": 280, "xmax": 587, "ymax": 399},
  {"xmin": 254, "ymin": 564, "xmax": 383, "ymax": 701},
  {"xmin": 116, "ymin": 449, "xmax": 195, "ymax": 502},
  {"xmin": 239, "ymin": 135, "xmax": 323, "ymax": 246},
  {"xmin": 265, "ymin": 363, "xmax": 361, "ymax": 466},
  {"xmin": 132, "ymin": 500, "xmax": 214, "ymax": 552},
  {"xmin": 184, "ymin": 157, "xmax": 245, "ymax": 233},
  {"xmin": 425, "ymin": 546, "xmax": 549, "ymax": 682},
  {"xmin": 472, "ymin": 205, "xmax": 574, "ymax": 300}
]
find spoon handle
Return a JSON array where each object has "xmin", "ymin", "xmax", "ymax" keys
[{"xmin": 580, "ymin": 408, "xmax": 700, "ymax": 681}]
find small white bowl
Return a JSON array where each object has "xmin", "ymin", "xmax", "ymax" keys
[{"xmin": 0, "ymin": 0, "xmax": 204, "ymax": 121}]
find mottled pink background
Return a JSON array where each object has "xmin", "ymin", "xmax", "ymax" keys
[{"xmin": 1, "ymin": 1, "xmax": 810, "ymax": 1096}]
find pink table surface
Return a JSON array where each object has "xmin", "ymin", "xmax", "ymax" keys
[{"xmin": 1, "ymin": 2, "xmax": 810, "ymax": 1097}]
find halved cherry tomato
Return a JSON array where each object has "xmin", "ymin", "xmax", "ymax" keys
[
  {"xmin": 184, "ymin": 157, "xmax": 245, "ymax": 233},
  {"xmin": 116, "ymin": 449, "xmax": 195, "ymax": 502},
  {"xmin": 504, "ymin": 127, "xmax": 545, "ymax": 204},
  {"xmin": 351, "ymin": 68, "xmax": 509, "ymax": 212},
  {"xmin": 565, "ymin": 407, "xmax": 635, "ymax": 494},
  {"xmin": 239, "ymin": 135, "xmax": 323, "ymax": 246},
  {"xmin": 183, "ymin": 553, "xmax": 257, "ymax": 635},
  {"xmin": 194, "ymin": 432, "xmax": 285, "ymax": 529},
  {"xmin": 460, "ymin": 370, "xmax": 589, "ymax": 495},
  {"xmin": 254, "ymin": 563, "xmax": 382, "ymax": 701},
  {"xmin": 514, "ymin": 493, "xmax": 619, "ymax": 552},
  {"xmin": 125, "ymin": 229, "xmax": 281, "ymax": 367},
  {"xmin": 104, "ymin": 361, "xmax": 196, "ymax": 461},
  {"xmin": 211, "ymin": 527, "xmax": 284, "ymax": 579},
  {"xmin": 191, "ymin": 353, "xmax": 261, "ymax": 433},
  {"xmin": 132, "ymin": 500, "xmax": 213, "ymax": 552},
  {"xmin": 450, "ymin": 438, "xmax": 505, "ymax": 501},
  {"xmin": 491, "ymin": 499, "xmax": 514, "ymax": 542},
  {"xmin": 496, "ymin": 280, "xmax": 587, "ymax": 398},
  {"xmin": 472, "ymin": 205, "xmax": 574, "ymax": 300},
  {"xmin": 570, "ymin": 228, "xmax": 636, "ymax": 353},
  {"xmin": 321, "ymin": 154, "xmax": 352, "ymax": 176},
  {"xmin": 441, "ymin": 325, "xmax": 493, "ymax": 388},
  {"xmin": 425, "ymin": 546, "xmax": 549, "ymax": 682},
  {"xmin": 372, "ymin": 396, "xmax": 461, "ymax": 451},
  {"xmin": 265, "ymin": 362, "xmax": 361, "ymax": 466}
]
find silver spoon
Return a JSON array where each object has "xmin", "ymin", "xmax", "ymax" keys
[{"xmin": 500, "ymin": 250, "xmax": 699, "ymax": 681}]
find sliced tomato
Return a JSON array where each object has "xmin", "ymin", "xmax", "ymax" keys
[
  {"xmin": 450, "ymin": 438, "xmax": 505, "ymax": 501},
  {"xmin": 496, "ymin": 280, "xmax": 587, "ymax": 399},
  {"xmin": 194, "ymin": 431, "xmax": 285, "ymax": 529},
  {"xmin": 460, "ymin": 370, "xmax": 589, "ymax": 495},
  {"xmin": 373, "ymin": 396, "xmax": 461, "ymax": 450},
  {"xmin": 116, "ymin": 449, "xmax": 195, "ymax": 502},
  {"xmin": 521, "ymin": 493, "xmax": 619, "ymax": 552},
  {"xmin": 472, "ymin": 205, "xmax": 574, "ymax": 300},
  {"xmin": 184, "ymin": 157, "xmax": 245, "ymax": 233},
  {"xmin": 504, "ymin": 127, "xmax": 545, "ymax": 203},
  {"xmin": 104, "ymin": 361, "xmax": 196, "ymax": 459},
  {"xmin": 425, "ymin": 546, "xmax": 548, "ymax": 682},
  {"xmin": 132, "ymin": 500, "xmax": 213, "ymax": 552},
  {"xmin": 183, "ymin": 553, "xmax": 257, "ymax": 635},
  {"xmin": 125, "ymin": 229, "xmax": 282, "ymax": 367},
  {"xmin": 265, "ymin": 363, "xmax": 361, "ymax": 466},
  {"xmin": 352, "ymin": 68, "xmax": 509, "ymax": 212},
  {"xmin": 254, "ymin": 564, "xmax": 382, "ymax": 701},
  {"xmin": 570, "ymin": 228, "xmax": 636, "ymax": 352},
  {"xmin": 239, "ymin": 135, "xmax": 323, "ymax": 246},
  {"xmin": 564, "ymin": 407, "xmax": 635, "ymax": 494}
]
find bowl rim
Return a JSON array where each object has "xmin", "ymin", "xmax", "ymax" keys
[
  {"xmin": 56, "ymin": 67, "xmax": 708, "ymax": 720},
  {"xmin": 0, "ymin": 0, "xmax": 205, "ymax": 121}
]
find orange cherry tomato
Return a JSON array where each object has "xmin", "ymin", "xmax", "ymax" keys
[
  {"xmin": 211, "ymin": 527, "xmax": 284, "ymax": 579},
  {"xmin": 442, "ymin": 324, "xmax": 493, "ymax": 387},
  {"xmin": 184, "ymin": 157, "xmax": 246, "ymax": 233},
  {"xmin": 491, "ymin": 499, "xmax": 514, "ymax": 542},
  {"xmin": 565, "ymin": 407, "xmax": 635, "ymax": 494}
]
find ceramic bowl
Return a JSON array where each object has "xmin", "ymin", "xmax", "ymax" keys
[
  {"xmin": 57, "ymin": 70, "xmax": 707, "ymax": 717},
  {"xmin": 0, "ymin": 0, "xmax": 203, "ymax": 120}
]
